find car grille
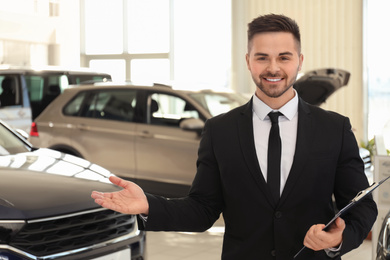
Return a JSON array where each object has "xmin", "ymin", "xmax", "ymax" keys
[{"xmin": 10, "ymin": 208, "xmax": 136, "ymax": 257}]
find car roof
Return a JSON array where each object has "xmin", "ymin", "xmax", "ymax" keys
[
  {"xmin": 0, "ymin": 64, "xmax": 111, "ymax": 76},
  {"xmin": 66, "ymin": 81, "xmax": 237, "ymax": 95}
]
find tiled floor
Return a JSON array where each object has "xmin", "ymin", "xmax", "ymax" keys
[{"xmin": 145, "ymin": 216, "xmax": 373, "ymax": 260}]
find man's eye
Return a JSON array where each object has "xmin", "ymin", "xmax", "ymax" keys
[{"xmin": 280, "ymin": 56, "xmax": 290, "ymax": 61}]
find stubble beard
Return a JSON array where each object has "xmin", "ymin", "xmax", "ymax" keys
[{"xmin": 255, "ymin": 68, "xmax": 299, "ymax": 99}]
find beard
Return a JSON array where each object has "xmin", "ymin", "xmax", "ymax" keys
[{"xmin": 254, "ymin": 67, "xmax": 300, "ymax": 98}]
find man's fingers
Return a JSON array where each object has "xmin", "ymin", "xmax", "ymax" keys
[
  {"xmin": 109, "ymin": 175, "xmax": 131, "ymax": 189},
  {"xmin": 304, "ymin": 218, "xmax": 345, "ymax": 251},
  {"xmin": 304, "ymin": 224, "xmax": 326, "ymax": 251},
  {"xmin": 334, "ymin": 217, "xmax": 346, "ymax": 230}
]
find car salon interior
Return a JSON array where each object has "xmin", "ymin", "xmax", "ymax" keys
[{"xmin": 1, "ymin": 0, "xmax": 390, "ymax": 260}]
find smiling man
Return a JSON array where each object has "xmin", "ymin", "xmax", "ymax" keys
[{"xmin": 92, "ymin": 14, "xmax": 377, "ymax": 259}]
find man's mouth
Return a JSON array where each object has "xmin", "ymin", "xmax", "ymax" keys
[{"xmin": 264, "ymin": 78, "xmax": 283, "ymax": 82}]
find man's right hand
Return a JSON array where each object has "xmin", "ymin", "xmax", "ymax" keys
[{"xmin": 91, "ymin": 176, "xmax": 149, "ymax": 215}]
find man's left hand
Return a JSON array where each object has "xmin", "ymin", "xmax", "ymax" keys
[{"xmin": 304, "ymin": 217, "xmax": 345, "ymax": 251}]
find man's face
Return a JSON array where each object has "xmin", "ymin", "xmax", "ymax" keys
[{"xmin": 246, "ymin": 32, "xmax": 304, "ymax": 104}]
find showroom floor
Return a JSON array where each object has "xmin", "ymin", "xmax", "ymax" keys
[{"xmin": 145, "ymin": 216, "xmax": 373, "ymax": 260}]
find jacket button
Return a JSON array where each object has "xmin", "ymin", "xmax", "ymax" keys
[
  {"xmin": 275, "ymin": 211, "xmax": 282, "ymax": 218},
  {"xmin": 271, "ymin": 250, "xmax": 276, "ymax": 256}
]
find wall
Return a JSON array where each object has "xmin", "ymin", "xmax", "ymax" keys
[
  {"xmin": 231, "ymin": 0, "xmax": 365, "ymax": 143},
  {"xmin": 0, "ymin": 0, "xmax": 80, "ymax": 67}
]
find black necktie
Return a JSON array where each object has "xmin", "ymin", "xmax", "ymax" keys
[{"xmin": 268, "ymin": 112, "xmax": 282, "ymax": 203}]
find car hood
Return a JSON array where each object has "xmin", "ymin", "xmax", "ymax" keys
[
  {"xmin": 0, "ymin": 148, "xmax": 119, "ymax": 220},
  {"xmin": 294, "ymin": 68, "xmax": 350, "ymax": 106}
]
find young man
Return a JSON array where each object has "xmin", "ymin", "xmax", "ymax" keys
[{"xmin": 92, "ymin": 14, "xmax": 377, "ymax": 259}]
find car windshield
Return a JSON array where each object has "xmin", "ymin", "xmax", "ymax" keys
[
  {"xmin": 0, "ymin": 123, "xmax": 31, "ymax": 155},
  {"xmin": 188, "ymin": 92, "xmax": 248, "ymax": 117}
]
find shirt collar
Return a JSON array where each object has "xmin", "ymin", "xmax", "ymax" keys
[{"xmin": 252, "ymin": 89, "xmax": 299, "ymax": 121}]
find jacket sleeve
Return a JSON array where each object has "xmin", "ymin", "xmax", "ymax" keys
[{"xmin": 335, "ymin": 118, "xmax": 377, "ymax": 255}]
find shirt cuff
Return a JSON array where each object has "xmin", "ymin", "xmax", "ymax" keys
[
  {"xmin": 139, "ymin": 213, "xmax": 148, "ymax": 222},
  {"xmin": 324, "ymin": 242, "xmax": 342, "ymax": 258}
]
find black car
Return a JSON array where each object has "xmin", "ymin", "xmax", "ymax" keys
[{"xmin": 0, "ymin": 120, "xmax": 145, "ymax": 259}]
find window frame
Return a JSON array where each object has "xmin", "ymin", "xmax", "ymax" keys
[{"xmin": 79, "ymin": 0, "xmax": 173, "ymax": 82}]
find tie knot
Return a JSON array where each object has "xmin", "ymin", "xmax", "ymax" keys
[{"xmin": 268, "ymin": 111, "xmax": 282, "ymax": 124}]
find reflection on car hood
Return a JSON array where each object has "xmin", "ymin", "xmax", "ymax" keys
[{"xmin": 0, "ymin": 148, "xmax": 119, "ymax": 220}]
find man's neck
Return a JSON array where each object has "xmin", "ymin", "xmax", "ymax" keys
[{"xmin": 255, "ymin": 88, "xmax": 296, "ymax": 110}]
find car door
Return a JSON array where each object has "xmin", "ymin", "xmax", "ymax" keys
[
  {"xmin": 135, "ymin": 91, "xmax": 203, "ymax": 195},
  {"xmin": 67, "ymin": 89, "xmax": 138, "ymax": 179},
  {"xmin": 0, "ymin": 75, "xmax": 32, "ymax": 133}
]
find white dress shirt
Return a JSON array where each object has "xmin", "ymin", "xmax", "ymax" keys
[{"xmin": 252, "ymin": 90, "xmax": 299, "ymax": 196}]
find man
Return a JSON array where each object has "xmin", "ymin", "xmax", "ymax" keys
[{"xmin": 91, "ymin": 14, "xmax": 377, "ymax": 259}]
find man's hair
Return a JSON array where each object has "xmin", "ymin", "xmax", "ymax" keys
[{"xmin": 247, "ymin": 14, "xmax": 301, "ymax": 53}]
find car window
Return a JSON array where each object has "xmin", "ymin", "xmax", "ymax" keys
[
  {"xmin": 188, "ymin": 92, "xmax": 247, "ymax": 117},
  {"xmin": 148, "ymin": 93, "xmax": 200, "ymax": 127},
  {"xmin": 65, "ymin": 89, "xmax": 137, "ymax": 122},
  {"xmin": 64, "ymin": 92, "xmax": 88, "ymax": 116},
  {"xmin": 0, "ymin": 124, "xmax": 30, "ymax": 155},
  {"xmin": 0, "ymin": 76, "xmax": 20, "ymax": 107},
  {"xmin": 25, "ymin": 74, "xmax": 68, "ymax": 119},
  {"xmin": 70, "ymin": 75, "xmax": 111, "ymax": 84}
]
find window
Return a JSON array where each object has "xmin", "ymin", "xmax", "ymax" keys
[
  {"xmin": 149, "ymin": 93, "xmax": 199, "ymax": 127},
  {"xmin": 0, "ymin": 76, "xmax": 19, "ymax": 107},
  {"xmin": 127, "ymin": 0, "xmax": 170, "ymax": 54},
  {"xmin": 65, "ymin": 89, "xmax": 138, "ymax": 122},
  {"xmin": 84, "ymin": 0, "xmax": 124, "ymax": 54},
  {"xmin": 81, "ymin": 0, "xmax": 231, "ymax": 88},
  {"xmin": 189, "ymin": 92, "xmax": 247, "ymax": 117},
  {"xmin": 64, "ymin": 92, "xmax": 87, "ymax": 116},
  {"xmin": 366, "ymin": 0, "xmax": 390, "ymax": 149},
  {"xmin": 131, "ymin": 59, "xmax": 170, "ymax": 83},
  {"xmin": 81, "ymin": 0, "xmax": 170, "ymax": 82}
]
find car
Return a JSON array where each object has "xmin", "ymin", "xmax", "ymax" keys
[
  {"xmin": 293, "ymin": 68, "xmax": 350, "ymax": 106},
  {"xmin": 0, "ymin": 120, "xmax": 145, "ymax": 260},
  {"xmin": 28, "ymin": 82, "xmax": 248, "ymax": 197},
  {"xmin": 0, "ymin": 65, "xmax": 111, "ymax": 134},
  {"xmin": 376, "ymin": 209, "xmax": 390, "ymax": 260}
]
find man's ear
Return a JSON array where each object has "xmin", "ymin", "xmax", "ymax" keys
[
  {"xmin": 298, "ymin": 54, "xmax": 304, "ymax": 71},
  {"xmin": 245, "ymin": 53, "xmax": 250, "ymax": 70}
]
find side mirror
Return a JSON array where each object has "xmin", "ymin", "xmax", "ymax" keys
[{"xmin": 180, "ymin": 118, "xmax": 205, "ymax": 134}]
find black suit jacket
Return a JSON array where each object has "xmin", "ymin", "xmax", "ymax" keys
[{"xmin": 141, "ymin": 97, "xmax": 377, "ymax": 260}]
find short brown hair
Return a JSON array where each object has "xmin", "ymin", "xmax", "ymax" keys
[{"xmin": 247, "ymin": 14, "xmax": 301, "ymax": 53}]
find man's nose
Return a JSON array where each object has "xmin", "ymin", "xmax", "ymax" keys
[{"xmin": 267, "ymin": 60, "xmax": 280, "ymax": 74}]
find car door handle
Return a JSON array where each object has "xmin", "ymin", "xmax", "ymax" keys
[
  {"xmin": 77, "ymin": 124, "xmax": 90, "ymax": 131},
  {"xmin": 139, "ymin": 130, "xmax": 153, "ymax": 138}
]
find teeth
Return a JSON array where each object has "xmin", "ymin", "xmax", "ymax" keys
[{"xmin": 266, "ymin": 78, "xmax": 282, "ymax": 82}]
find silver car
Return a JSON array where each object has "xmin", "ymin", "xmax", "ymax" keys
[
  {"xmin": 28, "ymin": 82, "xmax": 247, "ymax": 197},
  {"xmin": 0, "ymin": 65, "xmax": 111, "ymax": 134}
]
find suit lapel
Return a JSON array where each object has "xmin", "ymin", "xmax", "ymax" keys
[
  {"xmin": 279, "ymin": 98, "xmax": 313, "ymax": 204},
  {"xmin": 237, "ymin": 99, "xmax": 277, "ymax": 207}
]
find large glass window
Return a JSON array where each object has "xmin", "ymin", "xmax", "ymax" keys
[
  {"xmin": 81, "ymin": 0, "xmax": 231, "ymax": 88},
  {"xmin": 84, "ymin": 0, "xmax": 123, "ymax": 54},
  {"xmin": 131, "ymin": 59, "xmax": 170, "ymax": 83},
  {"xmin": 366, "ymin": 0, "xmax": 390, "ymax": 150},
  {"xmin": 127, "ymin": 0, "xmax": 170, "ymax": 54}
]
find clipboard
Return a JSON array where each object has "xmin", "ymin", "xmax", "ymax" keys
[{"xmin": 294, "ymin": 175, "xmax": 390, "ymax": 259}]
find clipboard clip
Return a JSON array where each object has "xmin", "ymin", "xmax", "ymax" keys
[{"xmin": 352, "ymin": 175, "xmax": 390, "ymax": 203}]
